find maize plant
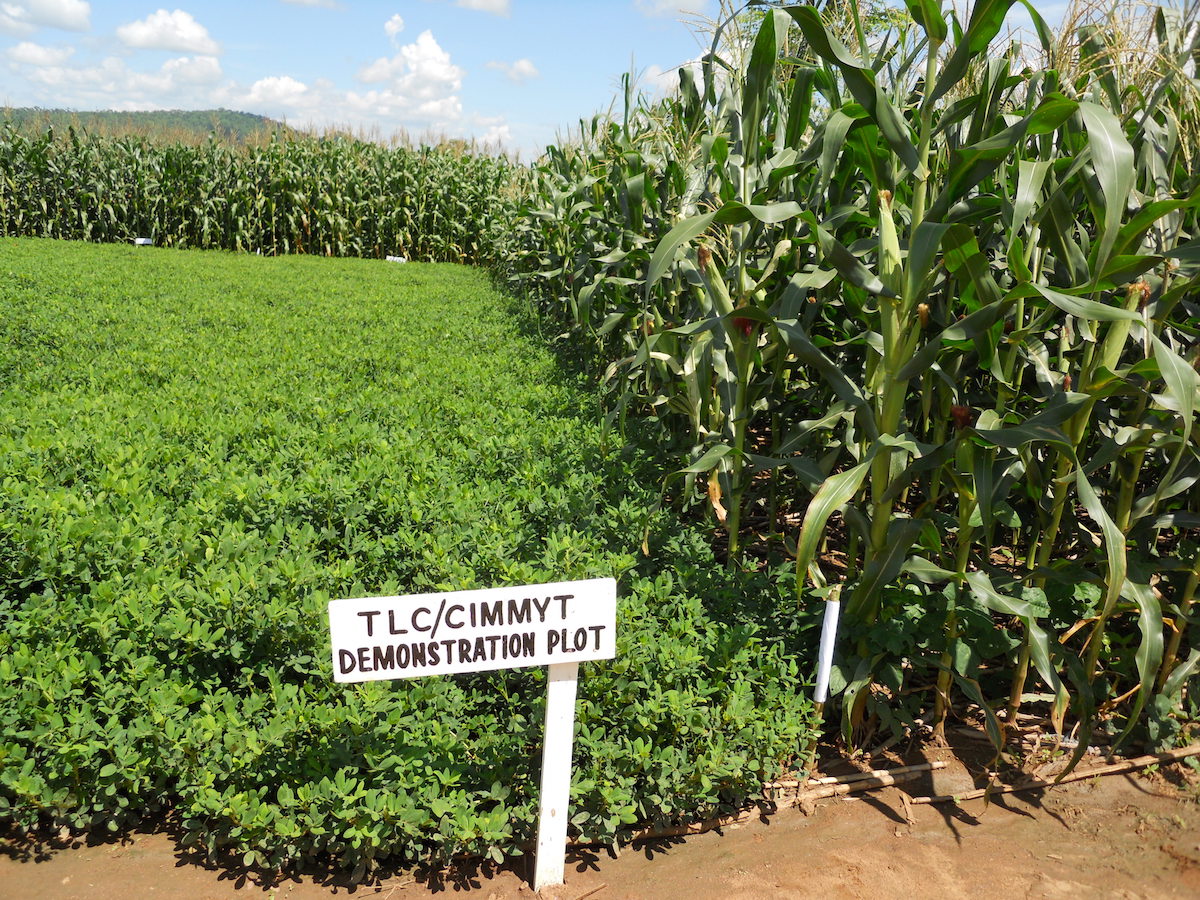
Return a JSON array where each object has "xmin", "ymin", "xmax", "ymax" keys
[
  {"xmin": 503, "ymin": 0, "xmax": 1200, "ymax": 759},
  {"xmin": 0, "ymin": 125, "xmax": 517, "ymax": 265}
]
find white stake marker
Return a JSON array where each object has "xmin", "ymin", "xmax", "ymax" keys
[
  {"xmin": 533, "ymin": 661, "xmax": 580, "ymax": 891},
  {"xmin": 813, "ymin": 595, "xmax": 842, "ymax": 704}
]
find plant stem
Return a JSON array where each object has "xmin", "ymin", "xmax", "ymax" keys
[
  {"xmin": 1158, "ymin": 559, "xmax": 1200, "ymax": 690},
  {"xmin": 847, "ymin": 0, "xmax": 871, "ymax": 64},
  {"xmin": 910, "ymin": 37, "xmax": 943, "ymax": 232},
  {"xmin": 726, "ymin": 326, "xmax": 754, "ymax": 565},
  {"xmin": 935, "ymin": 477, "xmax": 974, "ymax": 741},
  {"xmin": 1004, "ymin": 640, "xmax": 1031, "ymax": 735},
  {"xmin": 1008, "ymin": 393, "xmax": 1093, "ymax": 724}
]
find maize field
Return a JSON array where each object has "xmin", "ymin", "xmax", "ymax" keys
[
  {"xmin": 0, "ymin": 126, "xmax": 518, "ymax": 263},
  {"xmin": 501, "ymin": 0, "xmax": 1200, "ymax": 757}
]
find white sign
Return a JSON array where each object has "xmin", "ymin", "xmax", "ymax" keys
[
  {"xmin": 328, "ymin": 577, "xmax": 616, "ymax": 892},
  {"xmin": 329, "ymin": 577, "xmax": 616, "ymax": 682}
]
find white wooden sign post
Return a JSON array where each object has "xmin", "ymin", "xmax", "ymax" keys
[{"xmin": 328, "ymin": 577, "xmax": 616, "ymax": 891}]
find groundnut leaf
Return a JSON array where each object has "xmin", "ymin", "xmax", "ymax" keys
[
  {"xmin": 965, "ymin": 571, "xmax": 1068, "ymax": 730},
  {"xmin": 847, "ymin": 519, "xmax": 924, "ymax": 619}
]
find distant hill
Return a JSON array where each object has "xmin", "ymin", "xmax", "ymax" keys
[{"xmin": 1, "ymin": 107, "xmax": 293, "ymax": 143}]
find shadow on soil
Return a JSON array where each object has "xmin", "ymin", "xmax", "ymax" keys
[{"xmin": 0, "ymin": 816, "xmax": 519, "ymax": 893}]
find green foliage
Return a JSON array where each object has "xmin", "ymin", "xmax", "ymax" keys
[
  {"xmin": 1, "ymin": 107, "xmax": 291, "ymax": 144},
  {"xmin": 0, "ymin": 124, "xmax": 518, "ymax": 264},
  {"xmin": 0, "ymin": 238, "xmax": 816, "ymax": 875},
  {"xmin": 4, "ymin": 4, "xmax": 1199, "ymax": 870},
  {"xmin": 497, "ymin": 1, "xmax": 1200, "ymax": 751}
]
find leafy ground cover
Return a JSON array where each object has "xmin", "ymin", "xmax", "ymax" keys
[{"xmin": 0, "ymin": 237, "xmax": 815, "ymax": 878}]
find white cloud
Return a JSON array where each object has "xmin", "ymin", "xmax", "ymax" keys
[
  {"xmin": 18, "ymin": 56, "xmax": 110, "ymax": 90},
  {"xmin": 0, "ymin": 0, "xmax": 90, "ymax": 35},
  {"xmin": 117, "ymin": 9, "xmax": 220, "ymax": 55},
  {"xmin": 356, "ymin": 29, "xmax": 462, "ymax": 103},
  {"xmin": 642, "ymin": 63, "xmax": 675, "ymax": 94},
  {"xmin": 480, "ymin": 122, "xmax": 510, "ymax": 145},
  {"xmin": 357, "ymin": 56, "xmax": 400, "ymax": 84},
  {"xmin": 279, "ymin": 0, "xmax": 340, "ymax": 7},
  {"xmin": 635, "ymin": 0, "xmax": 710, "ymax": 17},
  {"xmin": 2, "ymin": 11, "xmax": 504, "ymax": 147},
  {"xmin": 384, "ymin": 13, "xmax": 404, "ymax": 39},
  {"xmin": 0, "ymin": 13, "xmax": 34, "ymax": 35},
  {"xmin": 642, "ymin": 57, "xmax": 703, "ymax": 95},
  {"xmin": 456, "ymin": 0, "xmax": 509, "ymax": 14},
  {"xmin": 15, "ymin": 52, "xmax": 227, "ymax": 109},
  {"xmin": 246, "ymin": 74, "xmax": 308, "ymax": 107},
  {"xmin": 414, "ymin": 95, "xmax": 461, "ymax": 119},
  {"xmin": 485, "ymin": 57, "xmax": 539, "ymax": 83},
  {"xmin": 161, "ymin": 54, "xmax": 222, "ymax": 85},
  {"xmin": 5, "ymin": 40, "xmax": 74, "ymax": 65},
  {"xmin": 224, "ymin": 28, "xmax": 466, "ymax": 130}
]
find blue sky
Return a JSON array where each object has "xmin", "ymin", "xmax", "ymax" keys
[
  {"xmin": 0, "ymin": 1, "xmax": 718, "ymax": 156},
  {"xmin": 1, "ymin": 2, "xmax": 1071, "ymax": 156}
]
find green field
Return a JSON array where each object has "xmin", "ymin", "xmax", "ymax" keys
[
  {"xmin": 0, "ymin": 238, "xmax": 813, "ymax": 875},
  {"xmin": 5, "ymin": 0, "xmax": 1200, "ymax": 881}
]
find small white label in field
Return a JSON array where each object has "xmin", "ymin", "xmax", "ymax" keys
[
  {"xmin": 133, "ymin": 237, "xmax": 152, "ymax": 246},
  {"xmin": 328, "ymin": 577, "xmax": 616, "ymax": 683},
  {"xmin": 385, "ymin": 255, "xmax": 407, "ymax": 263}
]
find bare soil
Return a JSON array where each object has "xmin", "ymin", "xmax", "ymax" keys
[{"xmin": 5, "ymin": 763, "xmax": 1200, "ymax": 900}]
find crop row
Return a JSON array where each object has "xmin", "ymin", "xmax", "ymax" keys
[
  {"xmin": 0, "ymin": 126, "xmax": 517, "ymax": 263},
  {"xmin": 498, "ymin": 1, "xmax": 1200, "ymax": 755}
]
